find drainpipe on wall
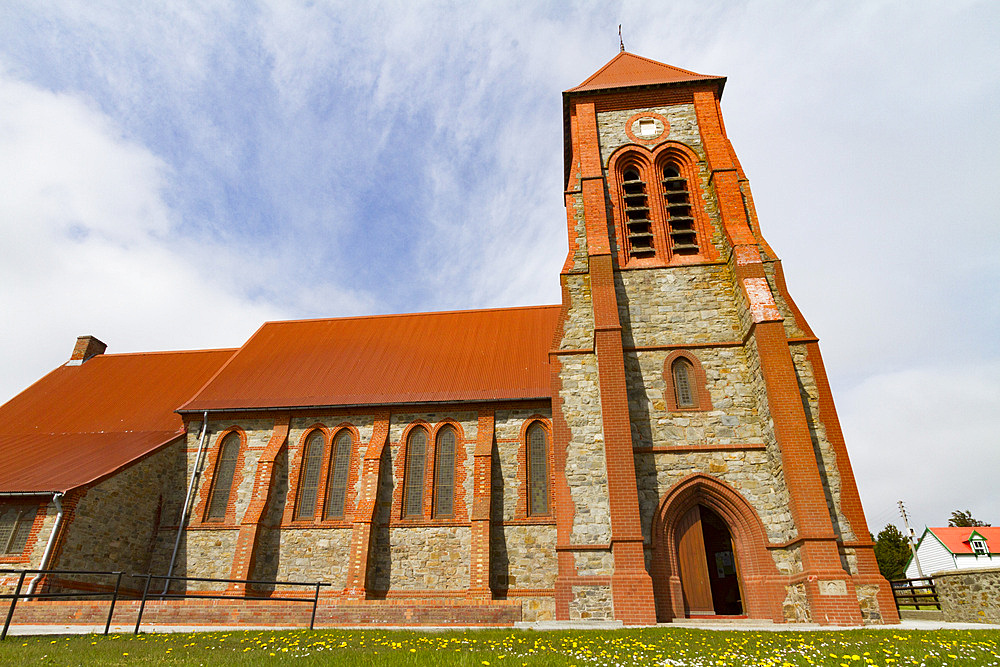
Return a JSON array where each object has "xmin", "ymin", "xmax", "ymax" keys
[
  {"xmin": 163, "ymin": 411, "xmax": 210, "ymax": 595},
  {"xmin": 27, "ymin": 491, "xmax": 64, "ymax": 596}
]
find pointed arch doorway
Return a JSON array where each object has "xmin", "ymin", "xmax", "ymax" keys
[{"xmin": 676, "ymin": 504, "xmax": 744, "ymax": 616}]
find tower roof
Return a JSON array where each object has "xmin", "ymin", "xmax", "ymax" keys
[{"xmin": 565, "ymin": 51, "xmax": 724, "ymax": 94}]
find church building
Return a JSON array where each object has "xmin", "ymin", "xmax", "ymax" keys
[{"xmin": 0, "ymin": 51, "xmax": 897, "ymax": 626}]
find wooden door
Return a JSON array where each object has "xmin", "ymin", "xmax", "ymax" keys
[{"xmin": 676, "ymin": 504, "xmax": 714, "ymax": 615}]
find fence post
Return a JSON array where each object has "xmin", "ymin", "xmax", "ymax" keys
[
  {"xmin": 310, "ymin": 582, "xmax": 321, "ymax": 631},
  {"xmin": 134, "ymin": 574, "xmax": 152, "ymax": 635},
  {"xmin": 2, "ymin": 571, "xmax": 28, "ymax": 641},
  {"xmin": 105, "ymin": 572, "xmax": 123, "ymax": 636}
]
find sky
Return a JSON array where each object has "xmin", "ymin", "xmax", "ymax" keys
[{"xmin": 0, "ymin": 1, "xmax": 997, "ymax": 535}]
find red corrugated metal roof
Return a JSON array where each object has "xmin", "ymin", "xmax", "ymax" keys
[
  {"xmin": 566, "ymin": 51, "xmax": 724, "ymax": 93},
  {"xmin": 928, "ymin": 527, "xmax": 1000, "ymax": 555},
  {"xmin": 181, "ymin": 305, "xmax": 561, "ymax": 412},
  {"xmin": 0, "ymin": 348, "xmax": 234, "ymax": 493}
]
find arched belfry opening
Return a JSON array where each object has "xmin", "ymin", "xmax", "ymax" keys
[
  {"xmin": 651, "ymin": 474, "xmax": 784, "ymax": 622},
  {"xmin": 675, "ymin": 504, "xmax": 743, "ymax": 616}
]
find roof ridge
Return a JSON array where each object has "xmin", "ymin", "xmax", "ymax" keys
[
  {"xmin": 259, "ymin": 303, "xmax": 562, "ymax": 327},
  {"xmin": 90, "ymin": 347, "xmax": 239, "ymax": 358}
]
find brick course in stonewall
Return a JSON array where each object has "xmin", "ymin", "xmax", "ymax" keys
[{"xmin": 0, "ymin": 49, "xmax": 896, "ymax": 627}]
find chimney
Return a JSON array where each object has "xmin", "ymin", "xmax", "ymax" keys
[{"xmin": 68, "ymin": 335, "xmax": 107, "ymax": 365}]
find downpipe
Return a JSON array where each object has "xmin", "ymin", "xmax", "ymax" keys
[
  {"xmin": 27, "ymin": 491, "xmax": 64, "ymax": 596},
  {"xmin": 163, "ymin": 411, "xmax": 210, "ymax": 595}
]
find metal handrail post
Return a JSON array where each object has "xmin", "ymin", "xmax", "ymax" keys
[
  {"xmin": 2, "ymin": 571, "xmax": 27, "ymax": 641},
  {"xmin": 105, "ymin": 572, "xmax": 123, "ymax": 636},
  {"xmin": 310, "ymin": 582, "xmax": 321, "ymax": 630},
  {"xmin": 134, "ymin": 574, "xmax": 152, "ymax": 635}
]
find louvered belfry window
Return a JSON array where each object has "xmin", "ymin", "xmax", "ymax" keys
[
  {"xmin": 324, "ymin": 430, "xmax": 353, "ymax": 519},
  {"xmin": 434, "ymin": 427, "xmax": 456, "ymax": 517},
  {"xmin": 673, "ymin": 358, "xmax": 696, "ymax": 408},
  {"xmin": 206, "ymin": 432, "xmax": 240, "ymax": 521},
  {"xmin": 0, "ymin": 505, "xmax": 37, "ymax": 554},
  {"xmin": 295, "ymin": 431, "xmax": 325, "ymax": 520},
  {"xmin": 404, "ymin": 429, "xmax": 427, "ymax": 517},
  {"xmin": 622, "ymin": 168, "xmax": 656, "ymax": 258},
  {"xmin": 527, "ymin": 423, "xmax": 550, "ymax": 516},
  {"xmin": 662, "ymin": 164, "xmax": 699, "ymax": 255}
]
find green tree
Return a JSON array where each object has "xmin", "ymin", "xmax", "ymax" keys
[
  {"xmin": 873, "ymin": 524, "xmax": 911, "ymax": 580},
  {"xmin": 948, "ymin": 509, "xmax": 990, "ymax": 527}
]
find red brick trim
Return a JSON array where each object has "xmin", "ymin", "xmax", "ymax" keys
[
  {"xmin": 636, "ymin": 443, "xmax": 766, "ymax": 454},
  {"xmin": 321, "ymin": 424, "xmax": 362, "ymax": 522},
  {"xmin": 344, "ymin": 412, "xmax": 390, "ymax": 597},
  {"xmin": 194, "ymin": 427, "xmax": 248, "ymax": 526},
  {"xmin": 229, "ymin": 416, "xmax": 289, "ymax": 589},
  {"xmin": 394, "ymin": 421, "xmax": 431, "ymax": 521},
  {"xmin": 514, "ymin": 417, "xmax": 555, "ymax": 520},
  {"xmin": 607, "ymin": 141, "xmax": 718, "ymax": 269},
  {"xmin": 650, "ymin": 473, "xmax": 784, "ymax": 622},
  {"xmin": 285, "ymin": 424, "xmax": 332, "ymax": 524},
  {"xmin": 662, "ymin": 350, "xmax": 713, "ymax": 412},
  {"xmin": 624, "ymin": 111, "xmax": 670, "ymax": 145},
  {"xmin": 428, "ymin": 419, "xmax": 468, "ymax": 521}
]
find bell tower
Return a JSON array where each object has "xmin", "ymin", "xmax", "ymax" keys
[{"xmin": 549, "ymin": 52, "xmax": 897, "ymax": 625}]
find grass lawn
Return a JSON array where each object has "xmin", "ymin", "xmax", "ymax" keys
[{"xmin": 2, "ymin": 627, "xmax": 999, "ymax": 666}]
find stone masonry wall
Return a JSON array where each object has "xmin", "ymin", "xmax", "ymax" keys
[
  {"xmin": 184, "ymin": 530, "xmax": 239, "ymax": 590},
  {"xmin": 615, "ymin": 265, "xmax": 742, "ymax": 348},
  {"xmin": 935, "ymin": 567, "xmax": 1000, "ymax": 624},
  {"xmin": 558, "ymin": 354, "xmax": 612, "ymax": 548},
  {"xmin": 388, "ymin": 526, "xmax": 471, "ymax": 591},
  {"xmin": 56, "ymin": 439, "xmax": 186, "ymax": 579},
  {"xmin": 559, "ymin": 274, "xmax": 593, "ymax": 350}
]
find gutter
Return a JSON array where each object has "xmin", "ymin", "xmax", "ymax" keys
[
  {"xmin": 163, "ymin": 411, "xmax": 210, "ymax": 594},
  {"xmin": 27, "ymin": 492, "xmax": 64, "ymax": 596}
]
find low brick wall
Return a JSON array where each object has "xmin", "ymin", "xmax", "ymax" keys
[
  {"xmin": 935, "ymin": 567, "xmax": 1000, "ymax": 624},
  {"xmin": 5, "ymin": 598, "xmax": 522, "ymax": 628}
]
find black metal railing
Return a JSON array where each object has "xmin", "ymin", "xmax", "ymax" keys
[
  {"xmin": 890, "ymin": 577, "xmax": 941, "ymax": 610},
  {"xmin": 0, "ymin": 568, "xmax": 124, "ymax": 639},
  {"xmin": 130, "ymin": 574, "xmax": 330, "ymax": 634},
  {"xmin": 0, "ymin": 569, "xmax": 331, "ymax": 639}
]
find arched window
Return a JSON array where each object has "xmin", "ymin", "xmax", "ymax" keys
[
  {"xmin": 526, "ymin": 422, "xmax": 550, "ymax": 516},
  {"xmin": 0, "ymin": 504, "xmax": 36, "ymax": 554},
  {"xmin": 403, "ymin": 428, "xmax": 428, "ymax": 517},
  {"xmin": 206, "ymin": 432, "xmax": 240, "ymax": 521},
  {"xmin": 672, "ymin": 358, "xmax": 696, "ymax": 408},
  {"xmin": 621, "ymin": 167, "xmax": 656, "ymax": 259},
  {"xmin": 661, "ymin": 163, "xmax": 699, "ymax": 255},
  {"xmin": 324, "ymin": 429, "xmax": 353, "ymax": 520},
  {"xmin": 433, "ymin": 427, "xmax": 456, "ymax": 517},
  {"xmin": 295, "ymin": 430, "xmax": 325, "ymax": 520}
]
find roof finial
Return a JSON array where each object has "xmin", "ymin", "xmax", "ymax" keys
[{"xmin": 619, "ymin": 25, "xmax": 625, "ymax": 52}]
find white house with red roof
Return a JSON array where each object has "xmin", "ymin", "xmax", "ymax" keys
[{"xmin": 905, "ymin": 527, "xmax": 1000, "ymax": 579}]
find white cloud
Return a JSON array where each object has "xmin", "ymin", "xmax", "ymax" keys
[
  {"xmin": 0, "ymin": 71, "xmax": 285, "ymax": 401},
  {"xmin": 840, "ymin": 362, "xmax": 1000, "ymax": 531}
]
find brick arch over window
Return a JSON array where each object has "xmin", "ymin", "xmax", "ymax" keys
[
  {"xmin": 292, "ymin": 425, "xmax": 330, "ymax": 521},
  {"xmin": 323, "ymin": 424, "xmax": 359, "ymax": 521},
  {"xmin": 609, "ymin": 141, "xmax": 718, "ymax": 268},
  {"xmin": 516, "ymin": 417, "xmax": 555, "ymax": 519},
  {"xmin": 612, "ymin": 151, "xmax": 660, "ymax": 262},
  {"xmin": 398, "ymin": 422, "xmax": 430, "ymax": 519},
  {"xmin": 199, "ymin": 427, "xmax": 248, "ymax": 524},
  {"xmin": 650, "ymin": 473, "xmax": 783, "ymax": 622},
  {"xmin": 427, "ymin": 419, "xmax": 467, "ymax": 520},
  {"xmin": 662, "ymin": 350, "xmax": 713, "ymax": 412}
]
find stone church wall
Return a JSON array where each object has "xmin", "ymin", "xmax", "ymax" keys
[
  {"xmin": 52, "ymin": 438, "xmax": 188, "ymax": 590},
  {"xmin": 175, "ymin": 407, "xmax": 556, "ymax": 602}
]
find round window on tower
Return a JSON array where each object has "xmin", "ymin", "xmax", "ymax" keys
[{"xmin": 625, "ymin": 112, "xmax": 670, "ymax": 144}]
